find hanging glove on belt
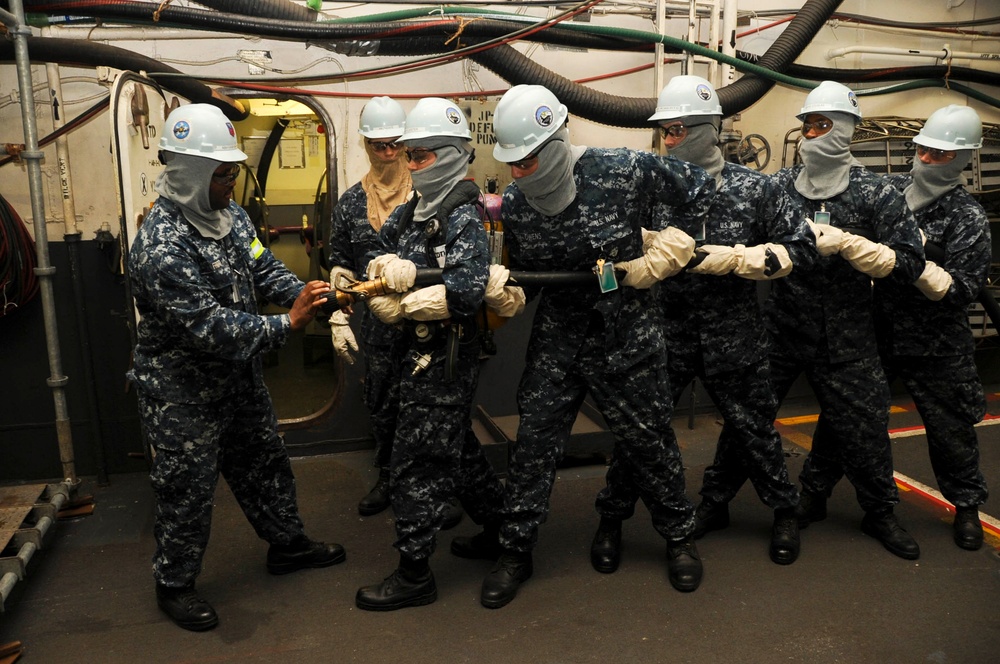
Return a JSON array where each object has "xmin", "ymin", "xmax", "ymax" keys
[
  {"xmin": 618, "ymin": 226, "xmax": 696, "ymax": 288},
  {"xmin": 328, "ymin": 265, "xmax": 359, "ymax": 363},
  {"xmin": 367, "ymin": 253, "xmax": 417, "ymax": 293},
  {"xmin": 484, "ymin": 264, "xmax": 526, "ymax": 317},
  {"xmin": 400, "ymin": 284, "xmax": 451, "ymax": 321},
  {"xmin": 913, "ymin": 261, "xmax": 953, "ymax": 301}
]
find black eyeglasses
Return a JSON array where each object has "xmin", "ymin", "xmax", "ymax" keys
[
  {"xmin": 508, "ymin": 149, "xmax": 541, "ymax": 171},
  {"xmin": 658, "ymin": 124, "xmax": 687, "ymax": 139},
  {"xmin": 405, "ymin": 148, "xmax": 437, "ymax": 164},
  {"xmin": 369, "ymin": 140, "xmax": 401, "ymax": 153},
  {"xmin": 211, "ymin": 165, "xmax": 241, "ymax": 186},
  {"xmin": 801, "ymin": 119, "xmax": 834, "ymax": 134}
]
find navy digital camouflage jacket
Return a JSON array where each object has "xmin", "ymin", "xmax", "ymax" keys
[
  {"xmin": 128, "ymin": 197, "xmax": 302, "ymax": 403},
  {"xmin": 502, "ymin": 147, "xmax": 714, "ymax": 378},
  {"xmin": 329, "ymin": 181, "xmax": 400, "ymax": 346},
  {"xmin": 368, "ymin": 196, "xmax": 488, "ymax": 320},
  {"xmin": 876, "ymin": 176, "xmax": 992, "ymax": 357},
  {"xmin": 765, "ymin": 165, "xmax": 925, "ymax": 363},
  {"xmin": 657, "ymin": 162, "xmax": 816, "ymax": 376}
]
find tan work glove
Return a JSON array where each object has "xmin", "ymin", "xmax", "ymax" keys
[
  {"xmin": 839, "ymin": 232, "xmax": 896, "ymax": 278},
  {"xmin": 329, "ymin": 265, "xmax": 356, "ymax": 291},
  {"xmin": 367, "ymin": 293, "xmax": 404, "ymax": 324},
  {"xmin": 806, "ymin": 220, "xmax": 844, "ymax": 257},
  {"xmin": 619, "ymin": 226, "xmax": 696, "ymax": 288},
  {"xmin": 484, "ymin": 264, "xmax": 526, "ymax": 317},
  {"xmin": 367, "ymin": 253, "xmax": 417, "ymax": 293},
  {"xmin": 328, "ymin": 309, "xmax": 358, "ymax": 364},
  {"xmin": 400, "ymin": 284, "xmax": 450, "ymax": 321},
  {"xmin": 689, "ymin": 244, "xmax": 793, "ymax": 280},
  {"xmin": 913, "ymin": 260, "xmax": 953, "ymax": 301}
]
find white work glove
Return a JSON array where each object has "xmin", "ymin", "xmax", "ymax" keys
[
  {"xmin": 619, "ymin": 226, "xmax": 696, "ymax": 289},
  {"xmin": 689, "ymin": 244, "xmax": 793, "ymax": 280},
  {"xmin": 329, "ymin": 264, "xmax": 356, "ymax": 291},
  {"xmin": 328, "ymin": 309, "xmax": 358, "ymax": 364},
  {"xmin": 484, "ymin": 264, "xmax": 526, "ymax": 318},
  {"xmin": 367, "ymin": 293, "xmax": 404, "ymax": 324},
  {"xmin": 366, "ymin": 253, "xmax": 417, "ymax": 293},
  {"xmin": 806, "ymin": 220, "xmax": 844, "ymax": 257},
  {"xmin": 688, "ymin": 244, "xmax": 741, "ymax": 276},
  {"xmin": 913, "ymin": 260, "xmax": 953, "ymax": 301},
  {"xmin": 400, "ymin": 284, "xmax": 450, "ymax": 321},
  {"xmin": 839, "ymin": 232, "xmax": 896, "ymax": 278}
]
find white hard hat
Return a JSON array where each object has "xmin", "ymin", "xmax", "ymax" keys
[
  {"xmin": 359, "ymin": 96, "xmax": 406, "ymax": 139},
  {"xmin": 492, "ymin": 85, "xmax": 569, "ymax": 163},
  {"xmin": 159, "ymin": 103, "xmax": 247, "ymax": 162},
  {"xmin": 797, "ymin": 81, "xmax": 862, "ymax": 120},
  {"xmin": 399, "ymin": 97, "xmax": 472, "ymax": 142},
  {"xmin": 648, "ymin": 75, "xmax": 722, "ymax": 122},
  {"xmin": 914, "ymin": 105, "xmax": 983, "ymax": 151}
]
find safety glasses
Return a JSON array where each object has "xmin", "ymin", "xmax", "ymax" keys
[
  {"xmin": 405, "ymin": 148, "xmax": 437, "ymax": 164},
  {"xmin": 369, "ymin": 140, "xmax": 401, "ymax": 153},
  {"xmin": 658, "ymin": 123, "xmax": 687, "ymax": 139},
  {"xmin": 211, "ymin": 165, "xmax": 242, "ymax": 186}
]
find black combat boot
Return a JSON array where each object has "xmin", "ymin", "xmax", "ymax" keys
[
  {"xmin": 589, "ymin": 517, "xmax": 622, "ymax": 574},
  {"xmin": 356, "ymin": 555, "xmax": 437, "ymax": 611},
  {"xmin": 481, "ymin": 551, "xmax": 533, "ymax": 609},
  {"xmin": 440, "ymin": 499, "xmax": 464, "ymax": 531},
  {"xmin": 795, "ymin": 491, "xmax": 827, "ymax": 529},
  {"xmin": 666, "ymin": 537, "xmax": 703, "ymax": 592},
  {"xmin": 861, "ymin": 511, "xmax": 920, "ymax": 560},
  {"xmin": 358, "ymin": 467, "xmax": 391, "ymax": 516},
  {"xmin": 769, "ymin": 507, "xmax": 801, "ymax": 565},
  {"xmin": 451, "ymin": 523, "xmax": 502, "ymax": 560},
  {"xmin": 953, "ymin": 506, "xmax": 984, "ymax": 551},
  {"xmin": 266, "ymin": 537, "xmax": 346, "ymax": 575},
  {"xmin": 156, "ymin": 583, "xmax": 219, "ymax": 631},
  {"xmin": 692, "ymin": 499, "xmax": 730, "ymax": 539}
]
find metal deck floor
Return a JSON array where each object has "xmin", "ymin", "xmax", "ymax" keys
[{"xmin": 1, "ymin": 391, "xmax": 999, "ymax": 664}]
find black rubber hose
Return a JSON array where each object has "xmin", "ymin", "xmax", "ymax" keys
[
  {"xmin": 188, "ymin": 0, "xmax": 316, "ymax": 23},
  {"xmin": 0, "ymin": 36, "xmax": 248, "ymax": 120},
  {"xmin": 716, "ymin": 0, "xmax": 844, "ymax": 117}
]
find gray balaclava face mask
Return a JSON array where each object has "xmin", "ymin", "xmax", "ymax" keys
[
  {"xmin": 406, "ymin": 136, "xmax": 472, "ymax": 222},
  {"xmin": 904, "ymin": 150, "xmax": 973, "ymax": 211},
  {"xmin": 667, "ymin": 116, "xmax": 724, "ymax": 188},
  {"xmin": 794, "ymin": 111, "xmax": 863, "ymax": 200},
  {"xmin": 515, "ymin": 126, "xmax": 587, "ymax": 217},
  {"xmin": 154, "ymin": 151, "xmax": 233, "ymax": 240}
]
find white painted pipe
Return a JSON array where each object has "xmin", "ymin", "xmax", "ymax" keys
[{"xmin": 827, "ymin": 45, "xmax": 1000, "ymax": 62}]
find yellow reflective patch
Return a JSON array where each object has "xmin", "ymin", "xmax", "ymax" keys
[{"xmin": 250, "ymin": 238, "xmax": 265, "ymax": 260}]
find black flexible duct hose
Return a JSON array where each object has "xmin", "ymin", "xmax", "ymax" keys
[
  {"xmin": 716, "ymin": 0, "xmax": 844, "ymax": 116},
  {"xmin": 189, "ymin": 0, "xmax": 316, "ymax": 23},
  {"xmin": 0, "ymin": 36, "xmax": 248, "ymax": 120}
]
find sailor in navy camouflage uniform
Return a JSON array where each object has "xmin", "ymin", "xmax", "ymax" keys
[
  {"xmin": 128, "ymin": 104, "xmax": 344, "ymax": 632},
  {"xmin": 592, "ymin": 76, "xmax": 812, "ymax": 570},
  {"xmin": 354, "ymin": 97, "xmax": 505, "ymax": 611},
  {"xmin": 880, "ymin": 106, "xmax": 989, "ymax": 550},
  {"xmin": 463, "ymin": 85, "xmax": 715, "ymax": 610},
  {"xmin": 328, "ymin": 97, "xmax": 411, "ymax": 517},
  {"xmin": 766, "ymin": 82, "xmax": 926, "ymax": 560}
]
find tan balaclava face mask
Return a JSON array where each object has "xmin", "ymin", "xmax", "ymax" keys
[{"xmin": 361, "ymin": 140, "xmax": 411, "ymax": 231}]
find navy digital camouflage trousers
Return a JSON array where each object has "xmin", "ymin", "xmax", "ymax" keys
[
  {"xmin": 362, "ymin": 337, "xmax": 400, "ymax": 470},
  {"xmin": 806, "ymin": 353, "xmax": 988, "ymax": 509},
  {"xmin": 677, "ymin": 356, "xmax": 798, "ymax": 510},
  {"xmin": 139, "ymin": 381, "xmax": 306, "ymax": 588},
  {"xmin": 390, "ymin": 329, "xmax": 505, "ymax": 562},
  {"xmin": 774, "ymin": 353, "xmax": 900, "ymax": 515},
  {"xmin": 504, "ymin": 347, "xmax": 695, "ymax": 552}
]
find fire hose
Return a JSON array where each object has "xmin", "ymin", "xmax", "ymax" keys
[{"xmin": 320, "ymin": 235, "xmax": 1000, "ymax": 331}]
